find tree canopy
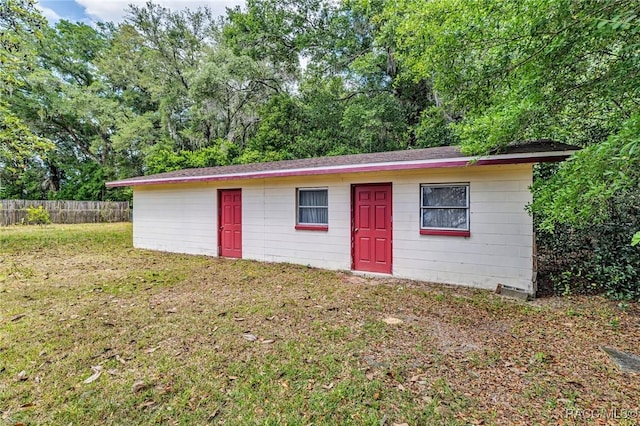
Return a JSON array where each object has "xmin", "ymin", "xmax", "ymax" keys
[
  {"xmin": 0, "ymin": 0, "xmax": 54, "ymax": 181},
  {"xmin": 1, "ymin": 0, "xmax": 638, "ymax": 233},
  {"xmin": 1, "ymin": 0, "xmax": 453, "ymax": 200}
]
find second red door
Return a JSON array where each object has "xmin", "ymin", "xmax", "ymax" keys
[
  {"xmin": 219, "ymin": 189, "xmax": 242, "ymax": 258},
  {"xmin": 352, "ymin": 184, "xmax": 392, "ymax": 273}
]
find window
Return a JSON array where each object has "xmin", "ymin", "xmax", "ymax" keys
[
  {"xmin": 420, "ymin": 183, "xmax": 470, "ymax": 236},
  {"xmin": 296, "ymin": 188, "xmax": 328, "ymax": 230}
]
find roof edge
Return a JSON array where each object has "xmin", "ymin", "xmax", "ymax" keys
[{"xmin": 106, "ymin": 150, "xmax": 576, "ymax": 188}]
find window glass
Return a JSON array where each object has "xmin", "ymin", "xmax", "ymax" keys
[
  {"xmin": 298, "ymin": 188, "xmax": 328, "ymax": 225},
  {"xmin": 422, "ymin": 208, "xmax": 468, "ymax": 229},
  {"xmin": 421, "ymin": 184, "xmax": 469, "ymax": 230},
  {"xmin": 422, "ymin": 186, "xmax": 467, "ymax": 207}
]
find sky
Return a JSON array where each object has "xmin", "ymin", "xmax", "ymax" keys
[{"xmin": 37, "ymin": 0, "xmax": 245, "ymax": 24}]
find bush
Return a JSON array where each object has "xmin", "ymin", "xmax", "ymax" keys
[
  {"xmin": 144, "ymin": 140, "xmax": 239, "ymax": 175},
  {"xmin": 536, "ymin": 192, "xmax": 640, "ymax": 301},
  {"xmin": 25, "ymin": 205, "xmax": 51, "ymax": 225}
]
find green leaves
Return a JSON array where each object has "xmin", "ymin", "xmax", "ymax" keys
[
  {"xmin": 0, "ymin": 0, "xmax": 53, "ymax": 178},
  {"xmin": 144, "ymin": 140, "xmax": 239, "ymax": 175},
  {"xmin": 0, "ymin": 0, "xmax": 45, "ymax": 84},
  {"xmin": 382, "ymin": 0, "xmax": 640, "ymax": 299},
  {"xmin": 0, "ymin": 105, "xmax": 54, "ymax": 174},
  {"xmin": 382, "ymin": 0, "xmax": 640, "ymax": 230},
  {"xmin": 386, "ymin": 0, "xmax": 640, "ymax": 147},
  {"xmin": 531, "ymin": 112, "xmax": 640, "ymax": 232}
]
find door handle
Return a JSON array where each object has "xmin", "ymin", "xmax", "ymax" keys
[
  {"xmin": 220, "ymin": 226, "xmax": 225, "ymax": 230},
  {"xmin": 354, "ymin": 228, "xmax": 359, "ymax": 232}
]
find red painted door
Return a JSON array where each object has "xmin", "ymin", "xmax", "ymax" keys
[
  {"xmin": 352, "ymin": 184, "xmax": 392, "ymax": 273},
  {"xmin": 219, "ymin": 189, "xmax": 242, "ymax": 258}
]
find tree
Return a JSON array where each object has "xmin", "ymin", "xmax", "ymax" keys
[
  {"xmin": 383, "ymin": 0, "xmax": 639, "ymax": 229},
  {"xmin": 189, "ymin": 46, "xmax": 282, "ymax": 148},
  {"xmin": 122, "ymin": 2, "xmax": 216, "ymax": 151},
  {"xmin": 7, "ymin": 19, "xmax": 128, "ymax": 200},
  {"xmin": 0, "ymin": 0, "xmax": 53, "ymax": 190},
  {"xmin": 224, "ymin": 0, "xmax": 453, "ymax": 157},
  {"xmin": 225, "ymin": 0, "xmax": 334, "ymax": 77},
  {"xmin": 381, "ymin": 0, "xmax": 640, "ymax": 298}
]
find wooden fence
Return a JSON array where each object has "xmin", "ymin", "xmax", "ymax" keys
[{"xmin": 0, "ymin": 200, "xmax": 130, "ymax": 226}]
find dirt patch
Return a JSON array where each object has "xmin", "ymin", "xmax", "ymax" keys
[{"xmin": 426, "ymin": 320, "xmax": 482, "ymax": 353}]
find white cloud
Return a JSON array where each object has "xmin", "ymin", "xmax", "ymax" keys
[
  {"xmin": 37, "ymin": 4, "xmax": 63, "ymax": 23},
  {"xmin": 75, "ymin": 0, "xmax": 245, "ymax": 23}
]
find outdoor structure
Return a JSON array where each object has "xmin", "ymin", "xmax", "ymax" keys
[{"xmin": 106, "ymin": 141, "xmax": 578, "ymax": 297}]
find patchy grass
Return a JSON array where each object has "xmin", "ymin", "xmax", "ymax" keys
[{"xmin": 1, "ymin": 223, "xmax": 639, "ymax": 425}]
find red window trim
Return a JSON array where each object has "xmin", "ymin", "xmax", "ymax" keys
[
  {"xmin": 420, "ymin": 229, "xmax": 470, "ymax": 237},
  {"xmin": 295, "ymin": 224, "xmax": 329, "ymax": 231}
]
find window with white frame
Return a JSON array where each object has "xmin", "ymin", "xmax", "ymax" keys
[
  {"xmin": 420, "ymin": 183, "xmax": 469, "ymax": 231},
  {"xmin": 297, "ymin": 188, "xmax": 328, "ymax": 225}
]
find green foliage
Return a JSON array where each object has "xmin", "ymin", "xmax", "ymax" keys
[
  {"xmin": 632, "ymin": 232, "xmax": 640, "ymax": 247},
  {"xmin": 0, "ymin": 0, "xmax": 45, "ymax": 85},
  {"xmin": 380, "ymin": 0, "xmax": 640, "ymax": 300},
  {"xmin": 123, "ymin": 2, "xmax": 216, "ymax": 151},
  {"xmin": 248, "ymin": 94, "xmax": 303, "ymax": 156},
  {"xmin": 0, "ymin": 106, "xmax": 54, "ymax": 174},
  {"xmin": 224, "ymin": 0, "xmax": 334, "ymax": 76},
  {"xmin": 25, "ymin": 205, "xmax": 51, "ymax": 225},
  {"xmin": 413, "ymin": 106, "xmax": 459, "ymax": 148},
  {"xmin": 385, "ymin": 0, "xmax": 640, "ymax": 217},
  {"xmin": 225, "ymin": 0, "xmax": 445, "ymax": 156},
  {"xmin": 235, "ymin": 149, "xmax": 291, "ymax": 164},
  {"xmin": 387, "ymin": 0, "xmax": 640, "ymax": 148},
  {"xmin": 536, "ymin": 191, "xmax": 640, "ymax": 301},
  {"xmin": 340, "ymin": 93, "xmax": 407, "ymax": 153},
  {"xmin": 189, "ymin": 46, "xmax": 279, "ymax": 147},
  {"xmin": 144, "ymin": 140, "xmax": 240, "ymax": 174},
  {"xmin": 3, "ymin": 0, "xmax": 455, "ymax": 201},
  {"xmin": 531, "ymin": 112, "xmax": 640, "ymax": 231},
  {"xmin": 0, "ymin": 0, "xmax": 54, "ymax": 171},
  {"xmin": 52, "ymin": 162, "xmax": 106, "ymax": 201}
]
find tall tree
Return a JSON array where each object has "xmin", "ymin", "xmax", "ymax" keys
[
  {"xmin": 224, "ymin": 0, "xmax": 454, "ymax": 158},
  {"xmin": 122, "ymin": 2, "xmax": 216, "ymax": 151},
  {"xmin": 7, "ymin": 20, "xmax": 129, "ymax": 199},
  {"xmin": 189, "ymin": 46, "xmax": 282, "ymax": 148},
  {"xmin": 0, "ymin": 0, "xmax": 52, "ymax": 194},
  {"xmin": 383, "ymin": 0, "xmax": 640, "ymax": 230}
]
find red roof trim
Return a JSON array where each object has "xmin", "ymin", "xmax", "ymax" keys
[{"xmin": 106, "ymin": 154, "xmax": 569, "ymax": 187}]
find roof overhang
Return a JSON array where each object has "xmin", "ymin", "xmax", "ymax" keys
[{"xmin": 106, "ymin": 150, "xmax": 576, "ymax": 188}]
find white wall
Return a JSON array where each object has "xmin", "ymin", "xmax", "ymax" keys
[
  {"xmin": 132, "ymin": 164, "xmax": 535, "ymax": 293},
  {"xmin": 133, "ymin": 185, "xmax": 218, "ymax": 256},
  {"xmin": 389, "ymin": 166, "xmax": 534, "ymax": 292}
]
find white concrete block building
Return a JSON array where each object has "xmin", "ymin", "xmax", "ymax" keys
[{"xmin": 107, "ymin": 142, "xmax": 578, "ymax": 297}]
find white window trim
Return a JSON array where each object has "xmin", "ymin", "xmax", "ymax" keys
[
  {"xmin": 420, "ymin": 183, "xmax": 470, "ymax": 231},
  {"xmin": 296, "ymin": 187, "xmax": 329, "ymax": 226}
]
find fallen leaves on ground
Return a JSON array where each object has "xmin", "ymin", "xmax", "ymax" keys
[{"xmin": 0, "ymin": 223, "xmax": 638, "ymax": 425}]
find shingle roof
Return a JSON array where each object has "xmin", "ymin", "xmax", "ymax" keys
[{"xmin": 107, "ymin": 140, "xmax": 579, "ymax": 187}]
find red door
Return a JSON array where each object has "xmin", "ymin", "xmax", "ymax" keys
[
  {"xmin": 352, "ymin": 184, "xmax": 392, "ymax": 273},
  {"xmin": 219, "ymin": 189, "xmax": 242, "ymax": 258}
]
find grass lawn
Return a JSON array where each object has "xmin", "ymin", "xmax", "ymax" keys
[{"xmin": 1, "ymin": 223, "xmax": 638, "ymax": 425}]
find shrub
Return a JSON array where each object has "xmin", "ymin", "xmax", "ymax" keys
[
  {"xmin": 536, "ymin": 192, "xmax": 640, "ymax": 301},
  {"xmin": 25, "ymin": 205, "xmax": 51, "ymax": 225}
]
